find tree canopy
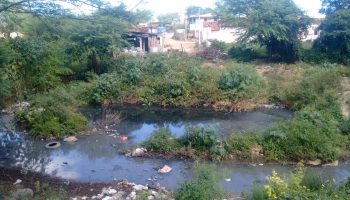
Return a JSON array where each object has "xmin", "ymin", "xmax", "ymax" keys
[
  {"xmin": 216, "ymin": 0, "xmax": 310, "ymax": 62},
  {"xmin": 315, "ymin": 6, "xmax": 350, "ymax": 64},
  {"xmin": 320, "ymin": 0, "xmax": 350, "ymax": 14}
]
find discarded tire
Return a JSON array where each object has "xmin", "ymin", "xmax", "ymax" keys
[{"xmin": 45, "ymin": 141, "xmax": 61, "ymax": 149}]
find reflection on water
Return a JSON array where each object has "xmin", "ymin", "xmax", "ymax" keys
[
  {"xmin": 83, "ymin": 106, "xmax": 293, "ymax": 143},
  {"xmin": 1, "ymin": 107, "xmax": 350, "ymax": 194}
]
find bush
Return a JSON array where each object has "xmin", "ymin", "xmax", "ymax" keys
[
  {"xmin": 174, "ymin": 164, "xmax": 226, "ymax": 200},
  {"xmin": 142, "ymin": 129, "xmax": 180, "ymax": 152},
  {"xmin": 218, "ymin": 65, "xmax": 264, "ymax": 100},
  {"xmin": 88, "ymin": 73, "xmax": 121, "ymax": 103},
  {"xmin": 226, "ymin": 134, "xmax": 261, "ymax": 160},
  {"xmin": 197, "ymin": 47, "xmax": 224, "ymax": 60},
  {"xmin": 141, "ymin": 76, "xmax": 190, "ymax": 106},
  {"xmin": 16, "ymin": 88, "xmax": 87, "ymax": 138},
  {"xmin": 179, "ymin": 127, "xmax": 227, "ymax": 161},
  {"xmin": 248, "ymin": 165, "xmax": 350, "ymax": 200},
  {"xmin": 228, "ymin": 43, "xmax": 266, "ymax": 62},
  {"xmin": 209, "ymin": 39, "xmax": 229, "ymax": 53},
  {"xmin": 263, "ymin": 110, "xmax": 344, "ymax": 162}
]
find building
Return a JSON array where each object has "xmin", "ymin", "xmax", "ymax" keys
[
  {"xmin": 124, "ymin": 31, "xmax": 164, "ymax": 53},
  {"xmin": 187, "ymin": 13, "xmax": 243, "ymax": 44},
  {"xmin": 301, "ymin": 18, "xmax": 324, "ymax": 41}
]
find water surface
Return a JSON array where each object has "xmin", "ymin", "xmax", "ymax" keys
[{"xmin": 1, "ymin": 107, "xmax": 349, "ymax": 195}]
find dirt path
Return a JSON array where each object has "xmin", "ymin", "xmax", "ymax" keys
[{"xmin": 340, "ymin": 78, "xmax": 350, "ymax": 120}]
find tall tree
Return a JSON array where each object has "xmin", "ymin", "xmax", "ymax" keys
[
  {"xmin": 320, "ymin": 0, "xmax": 350, "ymax": 15},
  {"xmin": 315, "ymin": 6, "xmax": 350, "ymax": 64},
  {"xmin": 216, "ymin": 0, "xmax": 310, "ymax": 62}
]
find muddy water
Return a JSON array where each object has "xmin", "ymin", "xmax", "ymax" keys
[{"xmin": 1, "ymin": 107, "xmax": 350, "ymax": 195}]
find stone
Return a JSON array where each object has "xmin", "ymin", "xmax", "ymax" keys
[
  {"xmin": 133, "ymin": 184, "xmax": 148, "ymax": 191},
  {"xmin": 129, "ymin": 191, "xmax": 136, "ymax": 199},
  {"xmin": 308, "ymin": 159, "xmax": 322, "ymax": 166},
  {"xmin": 148, "ymin": 196, "xmax": 155, "ymax": 200},
  {"xmin": 102, "ymin": 188, "xmax": 117, "ymax": 195},
  {"xmin": 102, "ymin": 196, "xmax": 112, "ymax": 200},
  {"xmin": 13, "ymin": 179, "xmax": 22, "ymax": 185},
  {"xmin": 131, "ymin": 148, "xmax": 147, "ymax": 157},
  {"xmin": 63, "ymin": 136, "xmax": 78, "ymax": 143},
  {"xmin": 11, "ymin": 188, "xmax": 34, "ymax": 200},
  {"xmin": 81, "ymin": 196, "xmax": 88, "ymax": 200},
  {"xmin": 322, "ymin": 160, "xmax": 339, "ymax": 167},
  {"xmin": 158, "ymin": 165, "xmax": 172, "ymax": 173},
  {"xmin": 151, "ymin": 191, "xmax": 159, "ymax": 198}
]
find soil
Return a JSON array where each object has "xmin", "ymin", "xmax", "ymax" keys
[{"xmin": 0, "ymin": 166, "xmax": 133, "ymax": 198}]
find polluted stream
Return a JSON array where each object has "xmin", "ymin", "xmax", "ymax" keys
[{"xmin": 1, "ymin": 105, "xmax": 350, "ymax": 195}]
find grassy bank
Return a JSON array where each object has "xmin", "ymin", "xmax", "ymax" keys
[
  {"xmin": 11, "ymin": 53, "xmax": 350, "ymax": 163},
  {"xmin": 140, "ymin": 61, "xmax": 350, "ymax": 163}
]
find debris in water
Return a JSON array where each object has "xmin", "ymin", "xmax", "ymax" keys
[
  {"xmin": 45, "ymin": 141, "xmax": 61, "ymax": 149},
  {"xmin": 259, "ymin": 163, "xmax": 264, "ymax": 166},
  {"xmin": 63, "ymin": 136, "xmax": 78, "ymax": 143},
  {"xmin": 132, "ymin": 148, "xmax": 147, "ymax": 157},
  {"xmin": 158, "ymin": 165, "xmax": 172, "ymax": 174},
  {"xmin": 119, "ymin": 135, "xmax": 128, "ymax": 141},
  {"xmin": 225, "ymin": 178, "xmax": 231, "ymax": 182},
  {"xmin": 14, "ymin": 179, "xmax": 22, "ymax": 185}
]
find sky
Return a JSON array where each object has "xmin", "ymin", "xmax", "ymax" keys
[{"xmin": 116, "ymin": 0, "xmax": 324, "ymax": 18}]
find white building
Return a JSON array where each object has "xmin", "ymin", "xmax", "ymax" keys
[{"xmin": 187, "ymin": 13, "xmax": 242, "ymax": 43}]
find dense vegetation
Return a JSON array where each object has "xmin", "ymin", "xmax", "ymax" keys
[
  {"xmin": 1, "ymin": 0, "xmax": 350, "ymax": 199},
  {"xmin": 142, "ymin": 65, "xmax": 350, "ymax": 163}
]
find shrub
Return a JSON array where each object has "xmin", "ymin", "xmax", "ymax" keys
[
  {"xmin": 88, "ymin": 73, "xmax": 121, "ymax": 103},
  {"xmin": 209, "ymin": 39, "xmax": 229, "ymax": 53},
  {"xmin": 263, "ymin": 110, "xmax": 344, "ymax": 162},
  {"xmin": 226, "ymin": 134, "xmax": 261, "ymax": 160},
  {"xmin": 179, "ymin": 127, "xmax": 227, "ymax": 161},
  {"xmin": 174, "ymin": 164, "xmax": 226, "ymax": 200},
  {"xmin": 248, "ymin": 165, "xmax": 350, "ymax": 200},
  {"xmin": 16, "ymin": 88, "xmax": 87, "ymax": 138},
  {"xmin": 283, "ymin": 67, "xmax": 340, "ymax": 111},
  {"xmin": 228, "ymin": 43, "xmax": 266, "ymax": 62},
  {"xmin": 197, "ymin": 47, "xmax": 223, "ymax": 60},
  {"xmin": 141, "ymin": 76, "xmax": 189, "ymax": 106},
  {"xmin": 142, "ymin": 129, "xmax": 180, "ymax": 152},
  {"xmin": 218, "ymin": 65, "xmax": 264, "ymax": 100}
]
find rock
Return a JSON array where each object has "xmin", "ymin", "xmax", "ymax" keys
[
  {"xmin": 225, "ymin": 178, "xmax": 231, "ymax": 182},
  {"xmin": 102, "ymin": 188, "xmax": 117, "ymax": 195},
  {"xmin": 63, "ymin": 136, "xmax": 78, "ymax": 143},
  {"xmin": 11, "ymin": 188, "xmax": 34, "ymax": 200},
  {"xmin": 102, "ymin": 196, "xmax": 112, "ymax": 200},
  {"xmin": 13, "ymin": 179, "xmax": 22, "ymax": 185},
  {"xmin": 81, "ymin": 196, "xmax": 88, "ymax": 200},
  {"xmin": 112, "ymin": 191, "xmax": 125, "ymax": 200},
  {"xmin": 133, "ymin": 184, "xmax": 148, "ymax": 191},
  {"xmin": 258, "ymin": 163, "xmax": 264, "ymax": 166},
  {"xmin": 131, "ymin": 148, "xmax": 147, "ymax": 157},
  {"xmin": 322, "ymin": 160, "xmax": 339, "ymax": 167},
  {"xmin": 151, "ymin": 191, "xmax": 159, "ymax": 198},
  {"xmin": 148, "ymin": 196, "xmax": 155, "ymax": 200},
  {"xmin": 308, "ymin": 159, "xmax": 322, "ymax": 166},
  {"xmin": 129, "ymin": 191, "xmax": 136, "ymax": 199},
  {"xmin": 158, "ymin": 165, "xmax": 172, "ymax": 173}
]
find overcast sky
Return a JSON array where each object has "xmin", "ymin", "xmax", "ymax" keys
[{"xmin": 116, "ymin": 0, "xmax": 324, "ymax": 18}]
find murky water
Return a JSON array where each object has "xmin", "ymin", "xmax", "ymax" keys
[{"xmin": 1, "ymin": 107, "xmax": 350, "ymax": 195}]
